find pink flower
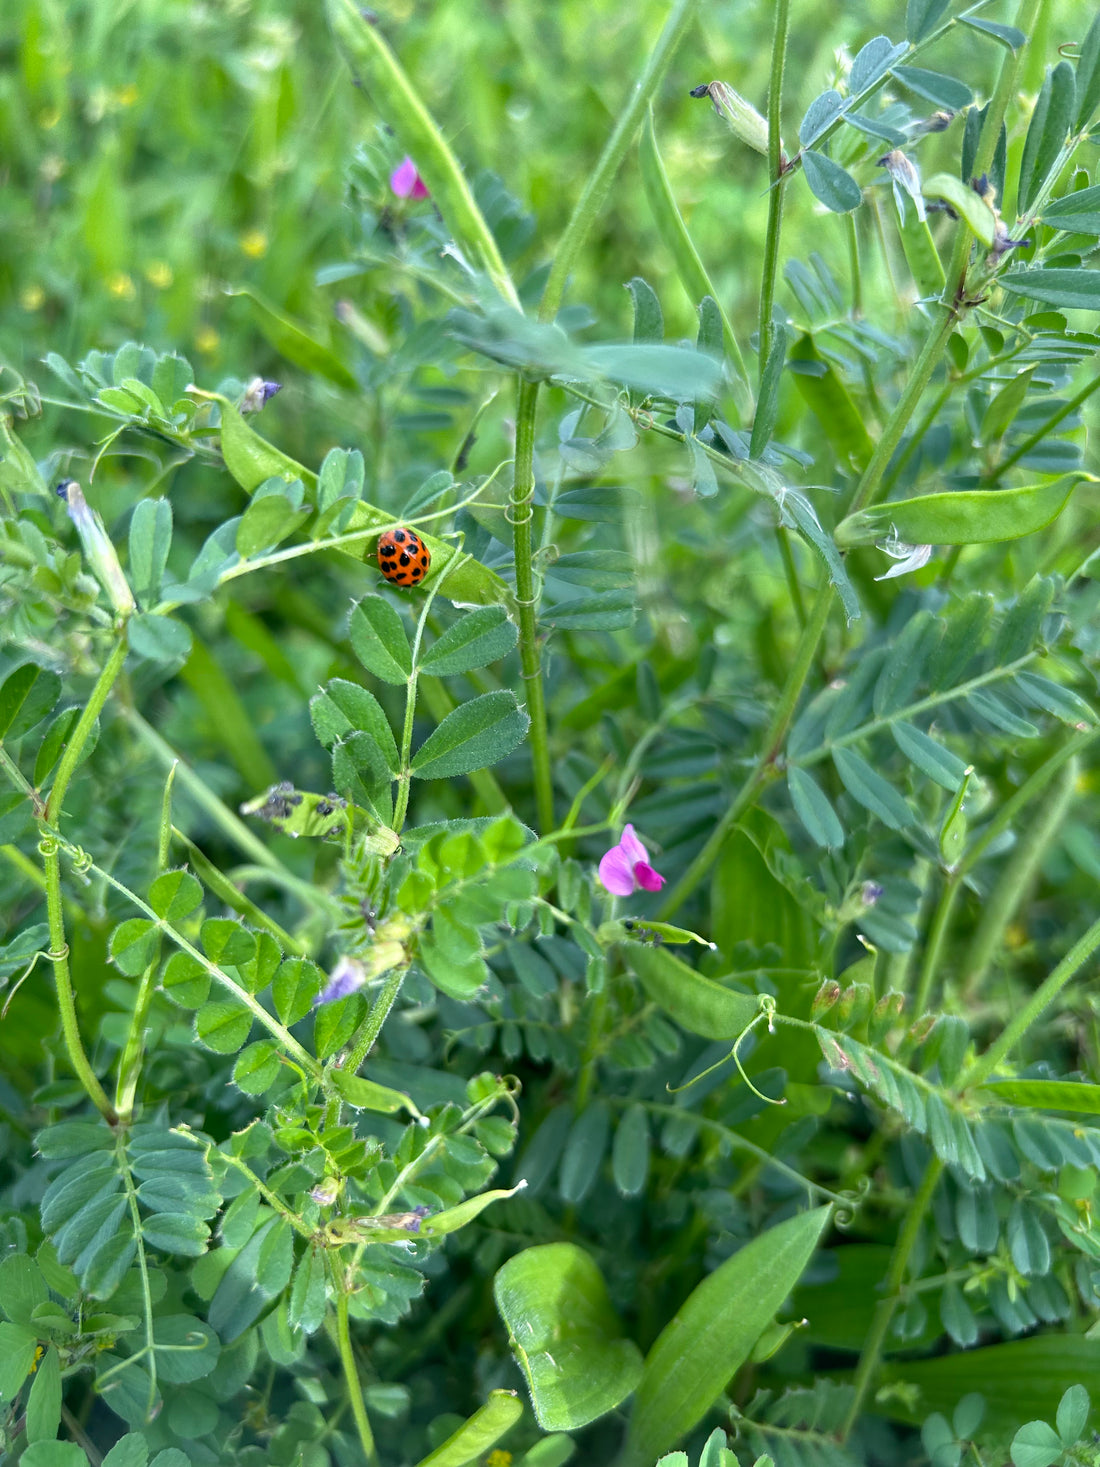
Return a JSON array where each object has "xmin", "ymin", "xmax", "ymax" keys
[
  {"xmin": 598, "ymin": 824, "xmax": 665, "ymax": 897},
  {"xmin": 390, "ymin": 156, "xmax": 429, "ymax": 200}
]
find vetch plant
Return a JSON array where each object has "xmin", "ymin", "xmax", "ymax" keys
[{"xmin": 1, "ymin": 0, "xmax": 1100, "ymax": 1465}]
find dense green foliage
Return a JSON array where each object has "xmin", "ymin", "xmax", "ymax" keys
[{"xmin": 2, "ymin": 1, "xmax": 1100, "ymax": 1466}]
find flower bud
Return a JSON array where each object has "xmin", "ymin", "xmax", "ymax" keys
[
  {"xmin": 56, "ymin": 479, "xmax": 135, "ymax": 615},
  {"xmin": 310, "ymin": 1176, "xmax": 341, "ymax": 1207},
  {"xmin": 691, "ymin": 80, "xmax": 771, "ymax": 158},
  {"xmin": 240, "ymin": 377, "xmax": 281, "ymax": 413}
]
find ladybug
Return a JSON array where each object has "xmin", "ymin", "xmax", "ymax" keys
[{"xmin": 377, "ymin": 526, "xmax": 431, "ymax": 586}]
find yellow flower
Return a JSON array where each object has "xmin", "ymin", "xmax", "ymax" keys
[
  {"xmin": 485, "ymin": 1453, "xmax": 512, "ymax": 1467},
  {"xmin": 19, "ymin": 285, "xmax": 45, "ymax": 311},
  {"xmin": 106, "ymin": 272, "xmax": 136, "ymax": 301},
  {"xmin": 194, "ymin": 325, "xmax": 220, "ymax": 355},
  {"xmin": 240, "ymin": 229, "xmax": 268, "ymax": 259},
  {"xmin": 30, "ymin": 1346, "xmax": 45, "ymax": 1374},
  {"xmin": 144, "ymin": 261, "xmax": 174, "ymax": 290},
  {"xmin": 114, "ymin": 83, "xmax": 139, "ymax": 107}
]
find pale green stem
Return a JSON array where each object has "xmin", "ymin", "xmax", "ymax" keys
[
  {"xmin": 512, "ymin": 376, "xmax": 554, "ymax": 834},
  {"xmin": 842, "ymin": 1156, "xmax": 944, "ymax": 1439},
  {"xmin": 334, "ymin": 1285, "xmax": 377, "ymax": 1466},
  {"xmin": 343, "ymin": 965, "xmax": 408, "ymax": 1075},
  {"xmin": 911, "ymin": 874, "xmax": 963, "ymax": 1020},
  {"xmin": 960, "ymin": 755, "xmax": 1077, "ymax": 997},
  {"xmin": 959, "ymin": 910, "xmax": 1100, "ymax": 1091},
  {"xmin": 758, "ymin": 0, "xmax": 791, "ymax": 377},
  {"xmin": 47, "ymin": 634, "xmax": 129, "ymax": 824}
]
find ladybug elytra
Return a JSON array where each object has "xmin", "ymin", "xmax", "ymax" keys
[{"xmin": 377, "ymin": 526, "xmax": 431, "ymax": 586}]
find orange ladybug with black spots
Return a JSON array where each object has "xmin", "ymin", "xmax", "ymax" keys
[{"xmin": 377, "ymin": 527, "xmax": 431, "ymax": 586}]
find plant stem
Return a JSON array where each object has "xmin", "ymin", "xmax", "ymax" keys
[
  {"xmin": 334, "ymin": 1285, "xmax": 377, "ymax": 1466},
  {"xmin": 959, "ymin": 908, "xmax": 1100, "ymax": 1091},
  {"xmin": 758, "ymin": 0, "xmax": 791, "ymax": 377},
  {"xmin": 960, "ymin": 755, "xmax": 1077, "ymax": 998},
  {"xmin": 537, "ymin": 0, "xmax": 701, "ymax": 329},
  {"xmin": 911, "ymin": 873, "xmax": 962, "ymax": 1019},
  {"xmin": 343, "ymin": 965, "xmax": 407, "ymax": 1075},
  {"xmin": 46, "ymin": 634, "xmax": 129, "ymax": 824},
  {"xmin": 511, "ymin": 376, "xmax": 554, "ymax": 834},
  {"xmin": 985, "ymin": 372, "xmax": 1100, "ymax": 482},
  {"xmin": 842, "ymin": 1155, "xmax": 944, "ymax": 1440}
]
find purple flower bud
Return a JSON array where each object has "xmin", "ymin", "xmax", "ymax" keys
[
  {"xmin": 240, "ymin": 377, "xmax": 282, "ymax": 414},
  {"xmin": 390, "ymin": 156, "xmax": 429, "ymax": 200},
  {"xmin": 315, "ymin": 956, "xmax": 367, "ymax": 1006}
]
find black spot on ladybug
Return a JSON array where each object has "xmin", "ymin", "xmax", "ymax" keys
[
  {"xmin": 381, "ymin": 543, "xmax": 396, "ymax": 557},
  {"xmin": 394, "ymin": 529, "xmax": 407, "ymax": 543}
]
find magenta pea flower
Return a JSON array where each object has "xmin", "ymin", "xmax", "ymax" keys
[
  {"xmin": 598, "ymin": 824, "xmax": 665, "ymax": 897},
  {"xmin": 390, "ymin": 156, "xmax": 429, "ymax": 200}
]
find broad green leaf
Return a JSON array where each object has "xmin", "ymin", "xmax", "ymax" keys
[
  {"xmin": 981, "ymin": 366, "xmax": 1037, "ymax": 445},
  {"xmin": 195, "ymin": 1000, "xmax": 252, "ymax": 1054},
  {"xmin": 1056, "ymin": 1384, "xmax": 1090, "ymax": 1446},
  {"xmin": 272, "ymin": 958, "xmax": 323, "ymax": 1024},
  {"xmin": 349, "ymin": 595, "xmax": 413, "ymax": 683},
  {"xmin": 288, "ymin": 1246, "xmax": 327, "ymax": 1335},
  {"xmin": 1006, "ymin": 1200, "xmax": 1050, "ymax": 1276},
  {"xmin": 626, "ymin": 277, "xmax": 663, "ymax": 344},
  {"xmin": 235, "ymin": 493, "xmax": 310, "ymax": 559},
  {"xmin": 128, "ymin": 612, "xmax": 192, "ymax": 663},
  {"xmin": 415, "ymin": 1390, "xmax": 524, "ymax": 1467},
  {"xmin": 22, "ymin": 1446, "xmax": 91, "ymax": 1467},
  {"xmin": 832, "ymin": 747, "xmax": 914, "ymax": 829},
  {"xmin": 148, "ymin": 870, "xmax": 203, "ymax": 923},
  {"xmin": 891, "ymin": 723, "xmax": 968, "ymax": 790},
  {"xmin": 1013, "ymin": 672, "xmax": 1097, "ymax": 725},
  {"xmin": 801, "ymin": 150, "xmax": 862, "ymax": 212},
  {"xmin": 850, "ymin": 36, "xmax": 907, "ymax": 92},
  {"xmin": 152, "ymin": 1315, "xmax": 220, "ymax": 1382},
  {"xmin": 921, "ymin": 174, "xmax": 996, "ymax": 246},
  {"xmin": 101, "ymin": 1435, "xmax": 148, "ymax": 1467},
  {"xmin": 411, "ymin": 691, "xmax": 529, "ymax": 779},
  {"xmin": 625, "ymin": 945, "xmax": 760, "ymax": 1040},
  {"xmin": 543, "ymin": 591, "xmax": 637, "ymax": 631},
  {"xmin": 837, "ymin": 475, "xmax": 1090, "ymax": 548},
  {"xmin": 612, "ymin": 1104, "xmax": 650, "ymax": 1198},
  {"xmin": 787, "ymin": 766, "xmax": 845, "ymax": 848},
  {"xmin": 999, "ymin": 269, "xmax": 1100, "ymax": 310},
  {"xmin": 1076, "ymin": 12, "xmax": 1100, "ymax": 130},
  {"xmin": 548, "ymin": 550, "xmax": 634, "ymax": 589},
  {"xmin": 1040, "ymin": 183, "xmax": 1100, "ymax": 233},
  {"xmin": 1011, "ymin": 1420, "xmax": 1064, "ymax": 1467},
  {"xmin": 627, "ymin": 1207, "xmax": 831, "ymax": 1458},
  {"xmin": 559, "ymin": 1102, "xmax": 610, "ymax": 1204},
  {"xmin": 0, "ymin": 1254, "xmax": 48, "ymax": 1327},
  {"xmin": 419, "ymin": 606, "xmax": 518, "ymax": 676},
  {"xmin": 554, "ymin": 486, "xmax": 640, "ymax": 522},
  {"xmin": 1018, "ymin": 62, "xmax": 1076, "ymax": 214},
  {"xmin": 200, "ymin": 918, "xmax": 256, "ymax": 967},
  {"xmin": 109, "ymin": 919, "xmax": 159, "ymax": 977},
  {"xmin": 0, "ymin": 664, "xmax": 61, "ymax": 741},
  {"xmin": 494, "ymin": 1243, "xmax": 644, "ymax": 1431},
  {"xmin": 128, "ymin": 497, "xmax": 172, "ymax": 607},
  {"xmin": 311, "ymin": 679, "xmax": 399, "ymax": 771},
  {"xmin": 233, "ymin": 1042, "xmax": 282, "ymax": 1095},
  {"xmin": 799, "ymin": 90, "xmax": 844, "ymax": 148}
]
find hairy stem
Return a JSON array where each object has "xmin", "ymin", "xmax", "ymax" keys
[
  {"xmin": 842, "ymin": 1156, "xmax": 944, "ymax": 1439},
  {"xmin": 344, "ymin": 965, "xmax": 408, "ymax": 1075},
  {"xmin": 511, "ymin": 376, "xmax": 554, "ymax": 833},
  {"xmin": 334, "ymin": 1285, "xmax": 377, "ymax": 1466}
]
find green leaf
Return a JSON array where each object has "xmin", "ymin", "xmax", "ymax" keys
[
  {"xmin": 580, "ymin": 343, "xmax": 722, "ymax": 401},
  {"xmin": 786, "ymin": 336, "xmax": 874, "ymax": 471},
  {"xmin": 837, "ymin": 475, "xmax": 1090, "ymax": 548},
  {"xmin": 349, "ymin": 595, "xmax": 413, "ymax": 683},
  {"xmin": 961, "ymin": 17, "xmax": 1026, "ymax": 49},
  {"xmin": 626, "ymin": 277, "xmax": 663, "ymax": 344},
  {"xmin": 979, "ymin": 1078, "xmax": 1100, "ymax": 1112},
  {"xmin": 200, "ymin": 918, "xmax": 257, "ymax": 967},
  {"xmin": 0, "ymin": 1254, "xmax": 48, "ymax": 1327},
  {"xmin": 1011, "ymin": 1420, "xmax": 1064, "ymax": 1467},
  {"xmin": 1018, "ymin": 63, "xmax": 1076, "ymax": 214},
  {"xmin": 411, "ymin": 691, "xmax": 529, "ymax": 779},
  {"xmin": 26, "ymin": 1346, "xmax": 62, "ymax": 1444},
  {"xmin": 22, "ymin": 1446, "xmax": 91, "ymax": 1467},
  {"xmin": 850, "ymin": 36, "xmax": 907, "ymax": 92},
  {"xmin": 1076, "ymin": 12, "xmax": 1100, "ymax": 129},
  {"xmin": 195, "ymin": 999, "xmax": 253, "ymax": 1054},
  {"xmin": 905, "ymin": 0, "xmax": 949, "ymax": 42},
  {"xmin": 1007, "ymin": 1201, "xmax": 1051, "ymax": 1275},
  {"xmin": 326, "ymin": 1067, "xmax": 420, "ymax": 1118},
  {"xmin": 235, "ymin": 493, "xmax": 310, "ymax": 559},
  {"xmin": 554, "ymin": 486, "xmax": 640, "ymax": 522},
  {"xmin": 272, "ymin": 958, "xmax": 322, "ymax": 1025},
  {"xmin": 999, "ymin": 269, "xmax": 1100, "ymax": 310},
  {"xmin": 420, "ymin": 1184, "xmax": 526, "ymax": 1239},
  {"xmin": 109, "ymin": 919, "xmax": 159, "ymax": 977},
  {"xmin": 288, "ymin": 1246, "xmax": 327, "ymax": 1335},
  {"xmin": 128, "ymin": 613, "xmax": 192, "ymax": 664},
  {"xmin": 153, "ymin": 1315, "xmax": 219, "ymax": 1382},
  {"xmin": 981, "ymin": 366, "xmax": 1037, "ymax": 445},
  {"xmin": 611, "ymin": 1104, "xmax": 650, "ymax": 1198},
  {"xmin": 419, "ymin": 606, "xmax": 518, "ymax": 676},
  {"xmin": 799, "ymin": 91, "xmax": 844, "ymax": 148},
  {"xmin": 0, "ymin": 1321, "xmax": 38, "ymax": 1401},
  {"xmin": 310, "ymin": 679, "xmax": 399, "ymax": 771},
  {"xmin": 559, "ymin": 1102, "xmax": 611, "ymax": 1204},
  {"xmin": 162, "ymin": 952, "xmax": 210, "ymax": 1009},
  {"xmin": 1040, "ymin": 183, "xmax": 1100, "ymax": 233},
  {"xmin": 625, "ymin": 945, "xmax": 760, "ymax": 1040},
  {"xmin": 1056, "ymin": 1384, "xmax": 1090, "ymax": 1446},
  {"xmin": 494, "ymin": 1243, "xmax": 644, "ymax": 1431},
  {"xmin": 832, "ymin": 747, "xmax": 914, "ymax": 829},
  {"xmin": 129, "ymin": 498, "xmax": 172, "ymax": 607},
  {"xmin": 749, "ymin": 322, "xmax": 788, "ymax": 460},
  {"xmin": 101, "ymin": 1434, "xmax": 148, "ymax": 1467},
  {"xmin": 548, "ymin": 550, "xmax": 634, "ymax": 589},
  {"xmin": 891, "ymin": 723, "xmax": 968, "ymax": 791},
  {"xmin": 787, "ymin": 766, "xmax": 845, "ymax": 848},
  {"xmin": 227, "ymin": 284, "xmax": 358, "ymax": 390},
  {"xmin": 892, "ymin": 65, "xmax": 972, "ymax": 110},
  {"xmin": 148, "ymin": 869, "xmax": 203, "ymax": 923},
  {"xmin": 233, "ymin": 1041, "xmax": 283, "ymax": 1096},
  {"xmin": 543, "ymin": 591, "xmax": 637, "ymax": 631},
  {"xmin": 0, "ymin": 664, "xmax": 61, "ymax": 741},
  {"xmin": 415, "ymin": 1391, "xmax": 524, "ymax": 1467},
  {"xmin": 921, "ymin": 174, "xmax": 996, "ymax": 246},
  {"xmin": 801, "ymin": 150, "xmax": 863, "ymax": 212},
  {"xmin": 627, "ymin": 1207, "xmax": 831, "ymax": 1458}
]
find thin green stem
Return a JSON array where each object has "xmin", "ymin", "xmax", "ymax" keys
[
  {"xmin": 959, "ymin": 909, "xmax": 1100, "ymax": 1091},
  {"xmin": 47, "ymin": 634, "xmax": 129, "ymax": 823},
  {"xmin": 960, "ymin": 755, "xmax": 1077, "ymax": 998},
  {"xmin": 512, "ymin": 376, "xmax": 554, "ymax": 834},
  {"xmin": 758, "ymin": 0, "xmax": 791, "ymax": 377},
  {"xmin": 911, "ymin": 873, "xmax": 963, "ymax": 1019},
  {"xmin": 985, "ymin": 372, "xmax": 1100, "ymax": 483},
  {"xmin": 334, "ymin": 1285, "xmax": 377, "ymax": 1466},
  {"xmin": 842, "ymin": 1156, "xmax": 944, "ymax": 1440},
  {"xmin": 537, "ymin": 0, "xmax": 701, "ymax": 328},
  {"xmin": 343, "ymin": 966, "xmax": 407, "ymax": 1075}
]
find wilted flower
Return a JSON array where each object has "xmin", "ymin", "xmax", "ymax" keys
[
  {"xmin": 874, "ymin": 535, "xmax": 933, "ymax": 581},
  {"xmin": 240, "ymin": 377, "xmax": 282, "ymax": 413},
  {"xmin": 309, "ymin": 1177, "xmax": 341, "ymax": 1207},
  {"xmin": 56, "ymin": 479, "xmax": 135, "ymax": 614},
  {"xmin": 878, "ymin": 149, "xmax": 925, "ymax": 222},
  {"xmin": 598, "ymin": 824, "xmax": 665, "ymax": 897},
  {"xmin": 690, "ymin": 80, "xmax": 772, "ymax": 159},
  {"xmin": 390, "ymin": 156, "xmax": 429, "ymax": 200}
]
